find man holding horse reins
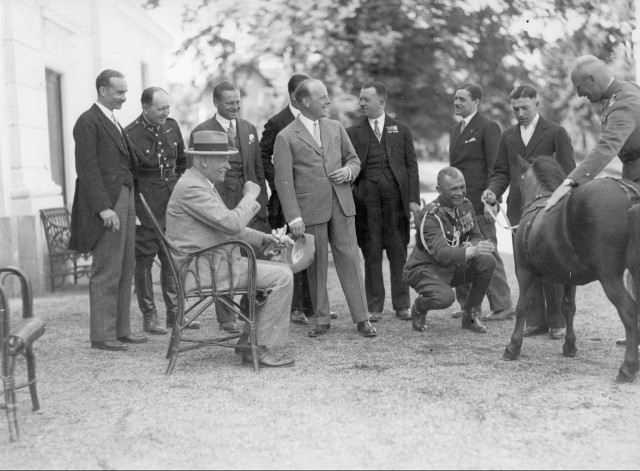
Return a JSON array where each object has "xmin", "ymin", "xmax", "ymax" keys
[
  {"xmin": 482, "ymin": 85, "xmax": 576, "ymax": 340},
  {"xmin": 547, "ymin": 55, "xmax": 640, "ymax": 209},
  {"xmin": 403, "ymin": 167, "xmax": 496, "ymax": 334}
]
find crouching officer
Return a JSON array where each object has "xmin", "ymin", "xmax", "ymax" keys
[
  {"xmin": 403, "ymin": 167, "xmax": 496, "ymax": 333},
  {"xmin": 125, "ymin": 87, "xmax": 195, "ymax": 334}
]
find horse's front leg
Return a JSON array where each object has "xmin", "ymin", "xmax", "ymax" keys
[
  {"xmin": 503, "ymin": 268, "xmax": 535, "ymax": 361},
  {"xmin": 562, "ymin": 284, "xmax": 578, "ymax": 357},
  {"xmin": 600, "ymin": 277, "xmax": 639, "ymax": 383}
]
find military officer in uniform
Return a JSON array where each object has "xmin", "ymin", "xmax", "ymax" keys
[
  {"xmin": 125, "ymin": 87, "xmax": 193, "ymax": 334},
  {"xmin": 547, "ymin": 55, "xmax": 640, "ymax": 208},
  {"xmin": 403, "ymin": 167, "xmax": 496, "ymax": 333}
]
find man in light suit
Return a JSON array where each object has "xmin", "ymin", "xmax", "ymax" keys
[
  {"xmin": 449, "ymin": 83, "xmax": 513, "ymax": 321},
  {"xmin": 166, "ymin": 130, "xmax": 294, "ymax": 368},
  {"xmin": 190, "ymin": 80, "xmax": 269, "ymax": 334},
  {"xmin": 260, "ymin": 73, "xmax": 315, "ymax": 325},
  {"xmin": 482, "ymin": 85, "xmax": 576, "ymax": 339},
  {"xmin": 347, "ymin": 81, "xmax": 420, "ymax": 323},
  {"xmin": 274, "ymin": 79, "xmax": 377, "ymax": 338},
  {"xmin": 69, "ymin": 69, "xmax": 147, "ymax": 351}
]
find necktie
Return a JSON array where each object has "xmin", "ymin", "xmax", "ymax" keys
[
  {"xmin": 112, "ymin": 113, "xmax": 122, "ymax": 134},
  {"xmin": 313, "ymin": 121, "xmax": 322, "ymax": 147},
  {"xmin": 374, "ymin": 120, "xmax": 382, "ymax": 142},
  {"xmin": 460, "ymin": 120, "xmax": 466, "ymax": 133},
  {"xmin": 227, "ymin": 120, "xmax": 238, "ymax": 147}
]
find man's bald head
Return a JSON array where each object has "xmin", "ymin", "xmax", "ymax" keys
[{"xmin": 570, "ymin": 55, "xmax": 614, "ymax": 103}]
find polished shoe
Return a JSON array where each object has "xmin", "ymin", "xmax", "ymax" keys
[
  {"xmin": 616, "ymin": 338, "xmax": 627, "ymax": 345},
  {"xmin": 368, "ymin": 312, "xmax": 382, "ymax": 323},
  {"xmin": 143, "ymin": 315, "xmax": 167, "ymax": 335},
  {"xmin": 451, "ymin": 310, "xmax": 463, "ymax": 319},
  {"xmin": 411, "ymin": 304, "xmax": 427, "ymax": 332},
  {"xmin": 330, "ymin": 311, "xmax": 339, "ymax": 320},
  {"xmin": 461, "ymin": 306, "xmax": 487, "ymax": 333},
  {"xmin": 395, "ymin": 308, "xmax": 411, "ymax": 320},
  {"xmin": 309, "ymin": 324, "xmax": 331, "ymax": 337},
  {"xmin": 166, "ymin": 317, "xmax": 201, "ymax": 330},
  {"xmin": 290, "ymin": 310, "xmax": 309, "ymax": 325},
  {"xmin": 357, "ymin": 320, "xmax": 377, "ymax": 337},
  {"xmin": 549, "ymin": 327, "xmax": 566, "ymax": 340},
  {"xmin": 220, "ymin": 321, "xmax": 242, "ymax": 334},
  {"xmin": 242, "ymin": 346, "xmax": 295, "ymax": 368},
  {"xmin": 116, "ymin": 334, "xmax": 148, "ymax": 344},
  {"xmin": 523, "ymin": 325, "xmax": 549, "ymax": 336},
  {"xmin": 91, "ymin": 340, "xmax": 129, "ymax": 351},
  {"xmin": 482, "ymin": 308, "xmax": 515, "ymax": 321}
]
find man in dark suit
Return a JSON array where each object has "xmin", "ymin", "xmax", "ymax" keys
[
  {"xmin": 68, "ymin": 69, "xmax": 147, "ymax": 351},
  {"xmin": 346, "ymin": 81, "xmax": 420, "ymax": 322},
  {"xmin": 190, "ymin": 80, "xmax": 269, "ymax": 334},
  {"xmin": 449, "ymin": 83, "xmax": 513, "ymax": 322},
  {"xmin": 274, "ymin": 79, "xmax": 377, "ymax": 338},
  {"xmin": 260, "ymin": 73, "xmax": 315, "ymax": 325},
  {"xmin": 483, "ymin": 85, "xmax": 576, "ymax": 338}
]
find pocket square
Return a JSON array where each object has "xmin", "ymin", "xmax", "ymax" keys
[{"xmin": 464, "ymin": 137, "xmax": 477, "ymax": 144}]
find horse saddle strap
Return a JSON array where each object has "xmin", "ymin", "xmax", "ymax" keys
[{"xmin": 610, "ymin": 177, "xmax": 640, "ymax": 206}]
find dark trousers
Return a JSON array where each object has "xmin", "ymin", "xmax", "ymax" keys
[
  {"xmin": 409, "ymin": 255, "xmax": 496, "ymax": 312},
  {"xmin": 89, "ymin": 186, "xmax": 135, "ymax": 341},
  {"xmin": 355, "ymin": 177, "xmax": 411, "ymax": 313},
  {"xmin": 455, "ymin": 215, "xmax": 512, "ymax": 311}
]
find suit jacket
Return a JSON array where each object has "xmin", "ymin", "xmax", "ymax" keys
[
  {"xmin": 69, "ymin": 104, "xmax": 139, "ymax": 253},
  {"xmin": 346, "ymin": 115, "xmax": 420, "ymax": 219},
  {"xmin": 487, "ymin": 115, "xmax": 575, "ymax": 223},
  {"xmin": 260, "ymin": 106, "xmax": 296, "ymax": 192},
  {"xmin": 189, "ymin": 116, "xmax": 268, "ymax": 219},
  {"xmin": 166, "ymin": 167, "xmax": 265, "ymax": 287},
  {"xmin": 449, "ymin": 113, "xmax": 501, "ymax": 215},
  {"xmin": 273, "ymin": 116, "xmax": 361, "ymax": 226}
]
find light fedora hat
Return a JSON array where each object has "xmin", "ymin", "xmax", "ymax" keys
[
  {"xmin": 281, "ymin": 233, "xmax": 315, "ymax": 274},
  {"xmin": 185, "ymin": 130, "xmax": 238, "ymax": 155}
]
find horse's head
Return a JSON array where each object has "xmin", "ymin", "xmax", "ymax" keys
[{"xmin": 519, "ymin": 155, "xmax": 565, "ymax": 206}]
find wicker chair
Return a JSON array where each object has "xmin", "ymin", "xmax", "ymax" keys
[
  {"xmin": 39, "ymin": 208, "xmax": 91, "ymax": 291},
  {"xmin": 139, "ymin": 195, "xmax": 261, "ymax": 375},
  {"xmin": 0, "ymin": 267, "xmax": 45, "ymax": 441}
]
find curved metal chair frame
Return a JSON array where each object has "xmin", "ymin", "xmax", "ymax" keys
[
  {"xmin": 139, "ymin": 195, "xmax": 259, "ymax": 375},
  {"xmin": 0, "ymin": 267, "xmax": 44, "ymax": 441},
  {"xmin": 39, "ymin": 208, "xmax": 92, "ymax": 291}
]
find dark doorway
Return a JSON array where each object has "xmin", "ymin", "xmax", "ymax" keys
[{"xmin": 45, "ymin": 68, "xmax": 67, "ymax": 205}]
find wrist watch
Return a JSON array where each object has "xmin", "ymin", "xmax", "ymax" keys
[{"xmin": 563, "ymin": 178, "xmax": 576, "ymax": 187}]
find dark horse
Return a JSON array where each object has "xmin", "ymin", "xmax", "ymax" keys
[{"xmin": 503, "ymin": 155, "xmax": 640, "ymax": 382}]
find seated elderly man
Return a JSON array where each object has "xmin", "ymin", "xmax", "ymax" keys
[
  {"xmin": 166, "ymin": 130, "xmax": 294, "ymax": 368},
  {"xmin": 403, "ymin": 167, "xmax": 496, "ymax": 333}
]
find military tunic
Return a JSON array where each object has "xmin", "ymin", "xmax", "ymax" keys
[
  {"xmin": 125, "ymin": 115, "xmax": 187, "ymax": 257},
  {"xmin": 569, "ymin": 79, "xmax": 640, "ymax": 184},
  {"xmin": 403, "ymin": 196, "xmax": 495, "ymax": 311}
]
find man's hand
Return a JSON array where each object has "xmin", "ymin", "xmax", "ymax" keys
[
  {"xmin": 328, "ymin": 167, "xmax": 350, "ymax": 184},
  {"xmin": 481, "ymin": 189, "xmax": 496, "ymax": 205},
  {"xmin": 409, "ymin": 202, "xmax": 421, "ymax": 224},
  {"xmin": 242, "ymin": 181, "xmax": 261, "ymax": 200},
  {"xmin": 465, "ymin": 240, "xmax": 495, "ymax": 259},
  {"xmin": 100, "ymin": 209, "xmax": 120, "ymax": 232},
  {"xmin": 545, "ymin": 184, "xmax": 572, "ymax": 212},
  {"xmin": 289, "ymin": 219, "xmax": 305, "ymax": 238}
]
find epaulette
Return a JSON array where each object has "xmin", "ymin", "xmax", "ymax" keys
[
  {"xmin": 123, "ymin": 120, "xmax": 138, "ymax": 132},
  {"xmin": 424, "ymin": 201, "xmax": 440, "ymax": 216}
]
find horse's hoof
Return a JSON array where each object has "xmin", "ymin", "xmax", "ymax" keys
[
  {"xmin": 502, "ymin": 345, "xmax": 519, "ymax": 361},
  {"xmin": 615, "ymin": 365, "xmax": 638, "ymax": 383}
]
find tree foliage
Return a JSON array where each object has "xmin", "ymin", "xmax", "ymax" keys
[{"xmin": 143, "ymin": 0, "xmax": 635, "ymax": 160}]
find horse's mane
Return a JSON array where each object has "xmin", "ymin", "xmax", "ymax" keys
[{"xmin": 531, "ymin": 156, "xmax": 565, "ymax": 192}]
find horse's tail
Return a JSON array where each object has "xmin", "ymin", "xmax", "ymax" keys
[{"xmin": 626, "ymin": 203, "xmax": 640, "ymax": 301}]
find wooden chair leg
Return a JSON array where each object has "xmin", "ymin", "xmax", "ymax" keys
[
  {"xmin": 25, "ymin": 347, "xmax": 39, "ymax": 411},
  {"xmin": 3, "ymin": 357, "xmax": 19, "ymax": 441}
]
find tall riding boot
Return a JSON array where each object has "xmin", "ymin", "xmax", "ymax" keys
[
  {"xmin": 160, "ymin": 260, "xmax": 200, "ymax": 330},
  {"xmin": 461, "ymin": 306, "xmax": 487, "ymax": 333},
  {"xmin": 135, "ymin": 263, "xmax": 167, "ymax": 335}
]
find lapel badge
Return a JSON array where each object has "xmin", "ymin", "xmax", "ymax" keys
[
  {"xmin": 386, "ymin": 125, "xmax": 398, "ymax": 134},
  {"xmin": 249, "ymin": 133, "xmax": 255, "ymax": 144}
]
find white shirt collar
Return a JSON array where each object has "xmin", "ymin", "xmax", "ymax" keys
[
  {"xmin": 298, "ymin": 113, "xmax": 318, "ymax": 137},
  {"xmin": 462, "ymin": 111, "xmax": 477, "ymax": 126},
  {"xmin": 521, "ymin": 112, "xmax": 540, "ymax": 131},
  {"xmin": 289, "ymin": 103, "xmax": 301, "ymax": 118},
  {"xmin": 95, "ymin": 102, "xmax": 115, "ymax": 120},
  {"xmin": 368, "ymin": 114, "xmax": 385, "ymax": 131},
  {"xmin": 215, "ymin": 113, "xmax": 234, "ymax": 130}
]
